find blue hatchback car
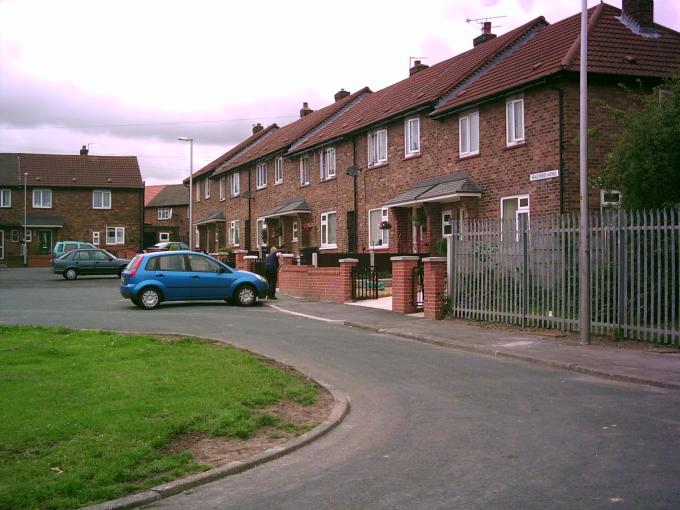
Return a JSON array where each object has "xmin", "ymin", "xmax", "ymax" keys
[{"xmin": 120, "ymin": 251, "xmax": 268, "ymax": 309}]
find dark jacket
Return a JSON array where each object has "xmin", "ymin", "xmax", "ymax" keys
[{"xmin": 265, "ymin": 251, "xmax": 279, "ymax": 270}]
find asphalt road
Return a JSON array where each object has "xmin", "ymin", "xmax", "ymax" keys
[{"xmin": 2, "ymin": 269, "xmax": 680, "ymax": 509}]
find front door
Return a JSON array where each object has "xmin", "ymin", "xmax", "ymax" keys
[
  {"xmin": 0, "ymin": 230, "xmax": 4, "ymax": 259},
  {"xmin": 37, "ymin": 231, "xmax": 52, "ymax": 254}
]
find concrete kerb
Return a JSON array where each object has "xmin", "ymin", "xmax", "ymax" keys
[{"xmin": 82, "ymin": 331, "xmax": 351, "ymax": 510}]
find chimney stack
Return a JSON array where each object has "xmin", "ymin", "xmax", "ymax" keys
[
  {"xmin": 409, "ymin": 60, "xmax": 429, "ymax": 76},
  {"xmin": 622, "ymin": 0, "xmax": 655, "ymax": 34},
  {"xmin": 80, "ymin": 145, "xmax": 88, "ymax": 156},
  {"xmin": 473, "ymin": 21, "xmax": 497, "ymax": 47},
  {"xmin": 334, "ymin": 89, "xmax": 350, "ymax": 102},
  {"xmin": 299, "ymin": 102, "xmax": 313, "ymax": 118},
  {"xmin": 252, "ymin": 123, "xmax": 263, "ymax": 134}
]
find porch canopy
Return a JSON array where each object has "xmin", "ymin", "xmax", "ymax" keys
[
  {"xmin": 259, "ymin": 197, "xmax": 311, "ymax": 220},
  {"xmin": 195, "ymin": 210, "xmax": 225, "ymax": 225},
  {"xmin": 21, "ymin": 214, "xmax": 64, "ymax": 228},
  {"xmin": 383, "ymin": 172, "xmax": 482, "ymax": 208}
]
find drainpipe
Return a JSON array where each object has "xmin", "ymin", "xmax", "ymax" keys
[
  {"xmin": 351, "ymin": 137, "xmax": 359, "ymax": 252},
  {"xmin": 546, "ymin": 81, "xmax": 565, "ymax": 214},
  {"xmin": 247, "ymin": 167, "xmax": 252, "ymax": 251},
  {"xmin": 139, "ymin": 182, "xmax": 145, "ymax": 253}
]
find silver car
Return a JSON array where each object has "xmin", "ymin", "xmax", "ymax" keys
[{"xmin": 52, "ymin": 249, "xmax": 131, "ymax": 280}]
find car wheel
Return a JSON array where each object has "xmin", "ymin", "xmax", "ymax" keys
[
  {"xmin": 139, "ymin": 288, "xmax": 161, "ymax": 310},
  {"xmin": 64, "ymin": 268, "xmax": 78, "ymax": 280},
  {"xmin": 235, "ymin": 284, "xmax": 257, "ymax": 306},
  {"xmin": 131, "ymin": 296, "xmax": 142, "ymax": 308}
]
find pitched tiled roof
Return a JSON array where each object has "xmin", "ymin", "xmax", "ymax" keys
[
  {"xmin": 186, "ymin": 124, "xmax": 278, "ymax": 184},
  {"xmin": 383, "ymin": 172, "xmax": 482, "ymax": 207},
  {"xmin": 216, "ymin": 87, "xmax": 372, "ymax": 174},
  {"xmin": 16, "ymin": 153, "xmax": 143, "ymax": 188},
  {"xmin": 146, "ymin": 184, "xmax": 189, "ymax": 207},
  {"xmin": 433, "ymin": 3, "xmax": 680, "ymax": 115},
  {"xmin": 144, "ymin": 185, "xmax": 166, "ymax": 205},
  {"xmin": 289, "ymin": 18, "xmax": 546, "ymax": 155},
  {"xmin": 259, "ymin": 197, "xmax": 311, "ymax": 219},
  {"xmin": 0, "ymin": 153, "xmax": 19, "ymax": 186}
]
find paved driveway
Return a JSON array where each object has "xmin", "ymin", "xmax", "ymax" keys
[{"xmin": 2, "ymin": 269, "xmax": 680, "ymax": 509}]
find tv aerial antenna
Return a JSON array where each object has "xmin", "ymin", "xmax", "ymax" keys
[{"xmin": 466, "ymin": 15, "xmax": 507, "ymax": 32}]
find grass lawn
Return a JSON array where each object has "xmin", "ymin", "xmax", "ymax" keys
[{"xmin": 0, "ymin": 325, "xmax": 319, "ymax": 510}]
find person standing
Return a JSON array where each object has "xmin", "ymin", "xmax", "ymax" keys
[{"xmin": 264, "ymin": 246, "xmax": 279, "ymax": 299}]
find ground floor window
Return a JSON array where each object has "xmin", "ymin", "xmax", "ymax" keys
[
  {"xmin": 320, "ymin": 211, "xmax": 337, "ymax": 248},
  {"xmin": 442, "ymin": 210, "xmax": 453, "ymax": 237},
  {"xmin": 257, "ymin": 218, "xmax": 266, "ymax": 246},
  {"xmin": 292, "ymin": 221, "xmax": 299, "ymax": 242},
  {"xmin": 368, "ymin": 208, "xmax": 389, "ymax": 248},
  {"xmin": 501, "ymin": 195, "xmax": 530, "ymax": 240},
  {"xmin": 92, "ymin": 231, "xmax": 100, "ymax": 245},
  {"xmin": 229, "ymin": 220, "xmax": 240, "ymax": 246},
  {"xmin": 106, "ymin": 226, "xmax": 125, "ymax": 245},
  {"xmin": 11, "ymin": 230, "xmax": 19, "ymax": 242}
]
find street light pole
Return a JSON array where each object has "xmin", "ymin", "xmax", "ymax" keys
[
  {"xmin": 178, "ymin": 137, "xmax": 193, "ymax": 249},
  {"xmin": 23, "ymin": 172, "xmax": 28, "ymax": 266},
  {"xmin": 579, "ymin": 0, "xmax": 591, "ymax": 345}
]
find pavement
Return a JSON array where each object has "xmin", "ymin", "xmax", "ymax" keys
[{"xmin": 270, "ymin": 294, "xmax": 680, "ymax": 391}]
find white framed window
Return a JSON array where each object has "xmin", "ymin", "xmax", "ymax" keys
[
  {"xmin": 32, "ymin": 189, "xmax": 52, "ymax": 208},
  {"xmin": 195, "ymin": 184, "xmax": 200, "ymax": 202},
  {"xmin": 368, "ymin": 129, "xmax": 388, "ymax": 167},
  {"xmin": 320, "ymin": 211, "xmax": 337, "ymax": 248},
  {"xmin": 501, "ymin": 195, "xmax": 530, "ymax": 239},
  {"xmin": 92, "ymin": 190, "xmax": 111, "ymax": 209},
  {"xmin": 0, "ymin": 189, "xmax": 10, "ymax": 207},
  {"xmin": 159, "ymin": 232, "xmax": 170, "ymax": 242},
  {"xmin": 506, "ymin": 96, "xmax": 525, "ymax": 146},
  {"xmin": 219, "ymin": 177, "xmax": 226, "ymax": 200},
  {"xmin": 442, "ymin": 210, "xmax": 453, "ymax": 237},
  {"xmin": 24, "ymin": 230, "xmax": 32, "ymax": 242},
  {"xmin": 404, "ymin": 117, "xmax": 420, "ymax": 156},
  {"xmin": 229, "ymin": 220, "xmax": 240, "ymax": 245},
  {"xmin": 231, "ymin": 172, "xmax": 240, "ymax": 196},
  {"xmin": 256, "ymin": 163, "xmax": 267, "ymax": 189},
  {"xmin": 601, "ymin": 189, "xmax": 622, "ymax": 209},
  {"xmin": 204, "ymin": 177, "xmax": 210, "ymax": 199},
  {"xmin": 158, "ymin": 207, "xmax": 172, "ymax": 220},
  {"xmin": 275, "ymin": 157, "xmax": 284, "ymax": 184},
  {"xmin": 92, "ymin": 231, "xmax": 100, "ymax": 245},
  {"xmin": 256, "ymin": 218, "xmax": 266, "ymax": 246},
  {"xmin": 106, "ymin": 226, "xmax": 125, "ymax": 245},
  {"xmin": 320, "ymin": 147, "xmax": 336, "ymax": 180},
  {"xmin": 11, "ymin": 230, "xmax": 19, "ymax": 242},
  {"xmin": 195, "ymin": 228, "xmax": 200, "ymax": 248},
  {"xmin": 292, "ymin": 221, "xmax": 299, "ymax": 242},
  {"xmin": 299, "ymin": 156, "xmax": 310, "ymax": 186},
  {"xmin": 459, "ymin": 110, "xmax": 479, "ymax": 157},
  {"xmin": 368, "ymin": 208, "xmax": 389, "ymax": 248}
]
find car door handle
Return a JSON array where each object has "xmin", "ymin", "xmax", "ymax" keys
[
  {"xmin": 156, "ymin": 273, "xmax": 165, "ymax": 278},
  {"xmin": 191, "ymin": 275, "xmax": 200, "ymax": 279}
]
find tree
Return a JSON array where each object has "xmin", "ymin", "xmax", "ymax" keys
[{"xmin": 595, "ymin": 76, "xmax": 680, "ymax": 209}]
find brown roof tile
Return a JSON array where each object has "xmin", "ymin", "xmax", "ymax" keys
[
  {"xmin": 144, "ymin": 185, "xmax": 166, "ymax": 205},
  {"xmin": 146, "ymin": 184, "xmax": 189, "ymax": 207}
]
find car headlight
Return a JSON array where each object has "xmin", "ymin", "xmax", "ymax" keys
[{"xmin": 255, "ymin": 273, "xmax": 266, "ymax": 283}]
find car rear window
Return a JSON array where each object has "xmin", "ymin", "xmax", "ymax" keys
[{"xmin": 126, "ymin": 255, "xmax": 141, "ymax": 270}]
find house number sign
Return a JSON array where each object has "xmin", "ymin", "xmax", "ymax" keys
[{"xmin": 530, "ymin": 169, "xmax": 559, "ymax": 182}]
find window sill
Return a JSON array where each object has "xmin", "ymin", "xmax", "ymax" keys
[
  {"xmin": 291, "ymin": 239, "xmax": 299, "ymax": 243},
  {"xmin": 230, "ymin": 194, "xmax": 240, "ymax": 199},
  {"xmin": 219, "ymin": 198, "xmax": 226, "ymax": 202},
  {"xmin": 319, "ymin": 245, "xmax": 337, "ymax": 251},
  {"xmin": 300, "ymin": 183, "xmax": 310, "ymax": 188},
  {"xmin": 457, "ymin": 152, "xmax": 480, "ymax": 162},
  {"xmin": 404, "ymin": 152, "xmax": 420, "ymax": 160},
  {"xmin": 369, "ymin": 245, "xmax": 390, "ymax": 251},
  {"xmin": 367, "ymin": 161, "xmax": 388, "ymax": 170},
  {"xmin": 33, "ymin": 206, "xmax": 52, "ymax": 209},
  {"xmin": 256, "ymin": 186, "xmax": 267, "ymax": 191},
  {"xmin": 320, "ymin": 176, "xmax": 336, "ymax": 183},
  {"xmin": 274, "ymin": 181, "xmax": 283, "ymax": 186},
  {"xmin": 504, "ymin": 141, "xmax": 526, "ymax": 151},
  {"xmin": 93, "ymin": 207, "xmax": 112, "ymax": 210}
]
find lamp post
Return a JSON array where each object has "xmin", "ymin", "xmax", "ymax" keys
[
  {"xmin": 579, "ymin": 0, "xmax": 591, "ymax": 345},
  {"xmin": 178, "ymin": 137, "xmax": 193, "ymax": 250},
  {"xmin": 23, "ymin": 172, "xmax": 27, "ymax": 266}
]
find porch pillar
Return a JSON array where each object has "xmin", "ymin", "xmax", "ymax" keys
[
  {"xmin": 390, "ymin": 256, "xmax": 420, "ymax": 314},
  {"xmin": 339, "ymin": 258, "xmax": 358, "ymax": 303},
  {"xmin": 422, "ymin": 257, "xmax": 447, "ymax": 320}
]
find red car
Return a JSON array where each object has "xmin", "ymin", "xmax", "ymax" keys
[{"xmin": 144, "ymin": 242, "xmax": 190, "ymax": 253}]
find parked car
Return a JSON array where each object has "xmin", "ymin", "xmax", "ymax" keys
[
  {"xmin": 51, "ymin": 241, "xmax": 96, "ymax": 263},
  {"xmin": 144, "ymin": 241, "xmax": 190, "ymax": 253},
  {"xmin": 120, "ymin": 251, "xmax": 268, "ymax": 309},
  {"xmin": 52, "ymin": 249, "xmax": 131, "ymax": 280}
]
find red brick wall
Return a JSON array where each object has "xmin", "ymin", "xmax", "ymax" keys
[
  {"xmin": 144, "ymin": 204, "xmax": 189, "ymax": 243},
  {"xmin": 278, "ymin": 257, "xmax": 356, "ymax": 302}
]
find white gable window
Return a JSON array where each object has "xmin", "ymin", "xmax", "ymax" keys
[
  {"xmin": 92, "ymin": 231, "xmax": 100, "ymax": 245},
  {"xmin": 158, "ymin": 207, "xmax": 172, "ymax": 220},
  {"xmin": 219, "ymin": 176, "xmax": 226, "ymax": 200},
  {"xmin": 320, "ymin": 211, "xmax": 337, "ymax": 249},
  {"xmin": 368, "ymin": 208, "xmax": 389, "ymax": 248},
  {"xmin": 33, "ymin": 189, "xmax": 52, "ymax": 208},
  {"xmin": 106, "ymin": 226, "xmax": 125, "ymax": 245},
  {"xmin": 299, "ymin": 156, "xmax": 310, "ymax": 186},
  {"xmin": 256, "ymin": 163, "xmax": 267, "ymax": 189},
  {"xmin": 320, "ymin": 147, "xmax": 336, "ymax": 180},
  {"xmin": 368, "ymin": 129, "xmax": 388, "ymax": 167},
  {"xmin": 442, "ymin": 210, "xmax": 453, "ymax": 237},
  {"xmin": 231, "ymin": 172, "xmax": 240, "ymax": 196},
  {"xmin": 459, "ymin": 110, "xmax": 479, "ymax": 157},
  {"xmin": 229, "ymin": 220, "xmax": 240, "ymax": 245},
  {"xmin": 275, "ymin": 157, "xmax": 284, "ymax": 184},
  {"xmin": 404, "ymin": 117, "xmax": 420, "ymax": 156},
  {"xmin": 506, "ymin": 96, "xmax": 525, "ymax": 146},
  {"xmin": 93, "ymin": 190, "xmax": 111, "ymax": 209},
  {"xmin": 1, "ymin": 189, "xmax": 11, "ymax": 207},
  {"xmin": 204, "ymin": 177, "xmax": 210, "ymax": 199}
]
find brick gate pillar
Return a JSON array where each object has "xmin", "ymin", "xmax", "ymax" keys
[
  {"xmin": 339, "ymin": 258, "xmax": 358, "ymax": 303},
  {"xmin": 422, "ymin": 257, "xmax": 447, "ymax": 320},
  {"xmin": 390, "ymin": 256, "xmax": 420, "ymax": 314},
  {"xmin": 243, "ymin": 255, "xmax": 258, "ymax": 272},
  {"xmin": 234, "ymin": 250, "xmax": 248, "ymax": 270}
]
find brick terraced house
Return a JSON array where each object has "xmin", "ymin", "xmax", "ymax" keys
[
  {"xmin": 0, "ymin": 147, "xmax": 144, "ymax": 267},
  {"xmin": 188, "ymin": 1, "xmax": 678, "ymax": 258},
  {"xmin": 143, "ymin": 184, "xmax": 190, "ymax": 247}
]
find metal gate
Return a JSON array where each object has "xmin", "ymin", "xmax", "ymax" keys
[
  {"xmin": 412, "ymin": 265, "xmax": 424, "ymax": 311},
  {"xmin": 351, "ymin": 266, "xmax": 379, "ymax": 300}
]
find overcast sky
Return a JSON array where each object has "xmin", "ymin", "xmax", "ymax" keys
[{"xmin": 1, "ymin": 0, "xmax": 679, "ymax": 185}]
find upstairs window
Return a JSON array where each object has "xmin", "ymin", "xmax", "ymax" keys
[
  {"xmin": 93, "ymin": 190, "xmax": 111, "ymax": 209},
  {"xmin": 204, "ymin": 177, "xmax": 210, "ymax": 199},
  {"xmin": 275, "ymin": 157, "xmax": 284, "ymax": 184},
  {"xmin": 404, "ymin": 117, "xmax": 420, "ymax": 156},
  {"xmin": 158, "ymin": 207, "xmax": 172, "ymax": 220},
  {"xmin": 33, "ymin": 189, "xmax": 52, "ymax": 208},
  {"xmin": 368, "ymin": 129, "xmax": 388, "ymax": 167},
  {"xmin": 231, "ymin": 172, "xmax": 240, "ymax": 196},
  {"xmin": 320, "ymin": 147, "xmax": 336, "ymax": 180},
  {"xmin": 299, "ymin": 156, "xmax": 310, "ymax": 186},
  {"xmin": 1, "ymin": 189, "xmax": 11, "ymax": 207},
  {"xmin": 320, "ymin": 211, "xmax": 337, "ymax": 248},
  {"xmin": 459, "ymin": 110, "xmax": 479, "ymax": 157},
  {"xmin": 219, "ymin": 176, "xmax": 226, "ymax": 200},
  {"xmin": 256, "ymin": 163, "xmax": 267, "ymax": 189},
  {"xmin": 506, "ymin": 96, "xmax": 525, "ymax": 146}
]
